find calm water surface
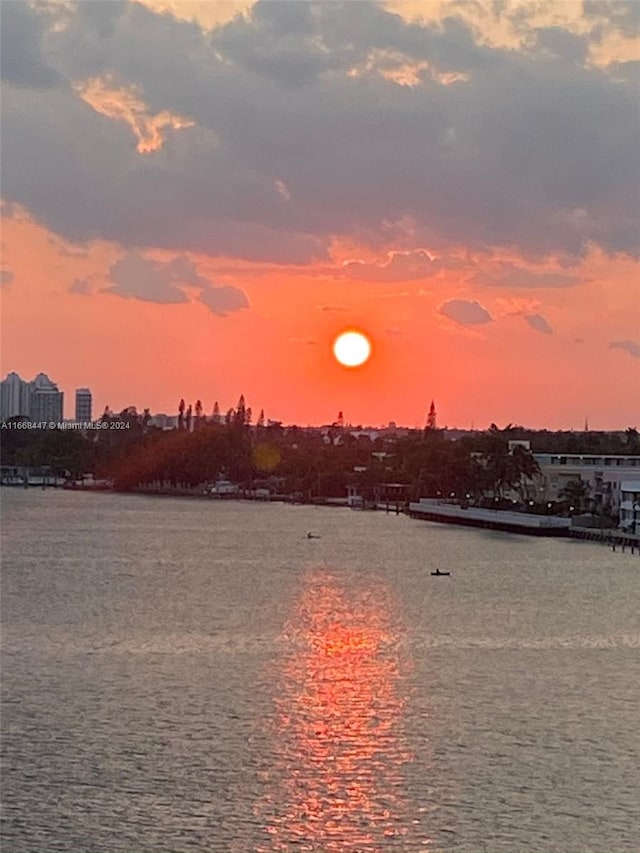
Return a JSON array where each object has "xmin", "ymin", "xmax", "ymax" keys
[{"xmin": 1, "ymin": 490, "xmax": 639, "ymax": 852}]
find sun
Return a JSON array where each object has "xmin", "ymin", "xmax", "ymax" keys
[{"xmin": 333, "ymin": 330, "xmax": 372, "ymax": 367}]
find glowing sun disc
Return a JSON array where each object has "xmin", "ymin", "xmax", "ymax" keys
[{"xmin": 333, "ymin": 331, "xmax": 372, "ymax": 367}]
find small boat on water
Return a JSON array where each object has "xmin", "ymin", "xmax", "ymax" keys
[{"xmin": 431, "ymin": 568, "xmax": 450, "ymax": 576}]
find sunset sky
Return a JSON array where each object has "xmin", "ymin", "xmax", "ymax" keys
[{"xmin": 1, "ymin": 0, "xmax": 638, "ymax": 429}]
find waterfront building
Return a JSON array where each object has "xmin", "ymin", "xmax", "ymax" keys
[
  {"xmin": 75, "ymin": 388, "xmax": 92, "ymax": 421},
  {"xmin": 0, "ymin": 372, "xmax": 31, "ymax": 421},
  {"xmin": 1, "ymin": 371, "xmax": 65, "ymax": 422},
  {"xmin": 619, "ymin": 482, "xmax": 640, "ymax": 533},
  {"xmin": 29, "ymin": 373, "xmax": 64, "ymax": 422},
  {"xmin": 149, "ymin": 414, "xmax": 178, "ymax": 430},
  {"xmin": 534, "ymin": 453, "xmax": 640, "ymax": 515}
]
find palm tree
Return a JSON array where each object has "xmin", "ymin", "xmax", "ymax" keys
[{"xmin": 510, "ymin": 445, "xmax": 541, "ymax": 502}]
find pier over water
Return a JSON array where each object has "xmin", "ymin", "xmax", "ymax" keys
[{"xmin": 409, "ymin": 499, "xmax": 571, "ymax": 537}]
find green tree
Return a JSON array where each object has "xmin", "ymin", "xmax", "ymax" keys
[
  {"xmin": 625, "ymin": 427, "xmax": 640, "ymax": 453},
  {"xmin": 558, "ymin": 479, "xmax": 591, "ymax": 513}
]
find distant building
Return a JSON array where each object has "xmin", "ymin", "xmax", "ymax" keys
[
  {"xmin": 1, "ymin": 372, "xmax": 31, "ymax": 421},
  {"xmin": 349, "ymin": 429, "xmax": 380, "ymax": 442},
  {"xmin": 30, "ymin": 373, "xmax": 64, "ymax": 422},
  {"xmin": 75, "ymin": 388, "xmax": 92, "ymax": 421},
  {"xmin": 619, "ymin": 482, "xmax": 640, "ymax": 533},
  {"xmin": 1, "ymin": 371, "xmax": 64, "ymax": 422},
  {"xmin": 149, "ymin": 413, "xmax": 178, "ymax": 430},
  {"xmin": 534, "ymin": 453, "xmax": 640, "ymax": 515}
]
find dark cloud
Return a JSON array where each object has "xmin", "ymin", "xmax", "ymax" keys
[
  {"xmin": 610, "ymin": 340, "xmax": 640, "ymax": 359},
  {"xmin": 198, "ymin": 284, "xmax": 249, "ymax": 317},
  {"xmin": 0, "ymin": 1, "xmax": 62, "ymax": 88},
  {"xmin": 524, "ymin": 313, "xmax": 554, "ymax": 334},
  {"xmin": 583, "ymin": 1, "xmax": 640, "ymax": 38},
  {"xmin": 104, "ymin": 251, "xmax": 248, "ymax": 316},
  {"xmin": 0, "ymin": 269, "xmax": 14, "ymax": 286},
  {"xmin": 606, "ymin": 60, "xmax": 640, "ymax": 85},
  {"xmin": 343, "ymin": 250, "xmax": 456, "ymax": 282},
  {"xmin": 531, "ymin": 27, "xmax": 589, "ymax": 64},
  {"xmin": 106, "ymin": 252, "xmax": 192, "ymax": 303},
  {"xmin": 1, "ymin": 1, "xmax": 638, "ymax": 264},
  {"xmin": 215, "ymin": 2, "xmax": 339, "ymax": 86},
  {"xmin": 165, "ymin": 254, "xmax": 211, "ymax": 288},
  {"xmin": 70, "ymin": 277, "xmax": 91, "ymax": 295},
  {"xmin": 472, "ymin": 262, "xmax": 581, "ymax": 289},
  {"xmin": 439, "ymin": 299, "xmax": 492, "ymax": 325}
]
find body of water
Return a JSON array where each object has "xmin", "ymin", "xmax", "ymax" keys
[{"xmin": 1, "ymin": 490, "xmax": 638, "ymax": 852}]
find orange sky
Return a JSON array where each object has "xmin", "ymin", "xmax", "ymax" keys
[
  {"xmin": 1, "ymin": 0, "xmax": 638, "ymax": 428},
  {"xmin": 2, "ymin": 211, "xmax": 637, "ymax": 429}
]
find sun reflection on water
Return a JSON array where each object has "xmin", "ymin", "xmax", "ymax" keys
[{"xmin": 256, "ymin": 572, "xmax": 426, "ymax": 852}]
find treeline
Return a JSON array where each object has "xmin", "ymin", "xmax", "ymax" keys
[
  {"xmin": 106, "ymin": 422, "xmax": 544, "ymax": 501},
  {"xmin": 480, "ymin": 423, "xmax": 640, "ymax": 456},
  {"xmin": 1, "ymin": 415, "xmax": 542, "ymax": 502},
  {"xmin": 2, "ymin": 408, "xmax": 638, "ymax": 510}
]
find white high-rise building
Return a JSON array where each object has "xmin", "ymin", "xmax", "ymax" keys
[
  {"xmin": 29, "ymin": 373, "xmax": 64, "ymax": 422},
  {"xmin": 1, "ymin": 371, "xmax": 65, "ymax": 422},
  {"xmin": 0, "ymin": 372, "xmax": 31, "ymax": 421},
  {"xmin": 75, "ymin": 388, "xmax": 92, "ymax": 421}
]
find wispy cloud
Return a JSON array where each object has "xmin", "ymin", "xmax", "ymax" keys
[
  {"xmin": 74, "ymin": 73, "xmax": 195, "ymax": 154},
  {"xmin": 343, "ymin": 251, "xmax": 459, "ymax": 282},
  {"xmin": 70, "ymin": 277, "xmax": 91, "ymax": 295},
  {"xmin": 472, "ymin": 262, "xmax": 581, "ymax": 290},
  {"xmin": 318, "ymin": 305, "xmax": 347, "ymax": 313},
  {"xmin": 610, "ymin": 339, "xmax": 640, "ymax": 358}
]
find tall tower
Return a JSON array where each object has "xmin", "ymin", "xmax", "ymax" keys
[
  {"xmin": 30, "ymin": 373, "xmax": 63, "ymax": 422},
  {"xmin": 426, "ymin": 400, "xmax": 437, "ymax": 430},
  {"xmin": 75, "ymin": 388, "xmax": 92, "ymax": 421},
  {"xmin": 0, "ymin": 372, "xmax": 31, "ymax": 421}
]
